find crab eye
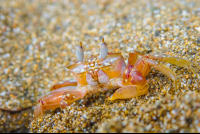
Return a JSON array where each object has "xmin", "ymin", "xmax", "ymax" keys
[
  {"xmin": 76, "ymin": 42, "xmax": 84, "ymax": 62},
  {"xmin": 99, "ymin": 38, "xmax": 108, "ymax": 59}
]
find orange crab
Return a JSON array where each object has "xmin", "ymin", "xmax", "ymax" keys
[{"xmin": 34, "ymin": 38, "xmax": 196, "ymax": 118}]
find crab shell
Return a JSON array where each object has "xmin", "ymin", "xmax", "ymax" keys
[{"xmin": 67, "ymin": 53, "xmax": 126, "ymax": 86}]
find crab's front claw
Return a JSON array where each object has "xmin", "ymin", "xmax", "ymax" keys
[
  {"xmin": 60, "ymin": 90, "xmax": 86, "ymax": 109},
  {"xmin": 110, "ymin": 85, "xmax": 148, "ymax": 100},
  {"xmin": 110, "ymin": 67, "xmax": 148, "ymax": 101}
]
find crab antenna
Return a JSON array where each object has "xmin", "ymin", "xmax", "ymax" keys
[
  {"xmin": 76, "ymin": 42, "xmax": 84, "ymax": 62},
  {"xmin": 99, "ymin": 38, "xmax": 108, "ymax": 59}
]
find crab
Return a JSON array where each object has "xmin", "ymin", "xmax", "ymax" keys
[{"xmin": 34, "ymin": 38, "xmax": 196, "ymax": 119}]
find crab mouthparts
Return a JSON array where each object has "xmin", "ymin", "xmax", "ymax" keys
[{"xmin": 86, "ymin": 69, "xmax": 109, "ymax": 86}]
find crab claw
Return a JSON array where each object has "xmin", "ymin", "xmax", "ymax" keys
[
  {"xmin": 110, "ymin": 67, "xmax": 148, "ymax": 101},
  {"xmin": 110, "ymin": 85, "xmax": 148, "ymax": 100},
  {"xmin": 76, "ymin": 42, "xmax": 84, "ymax": 62}
]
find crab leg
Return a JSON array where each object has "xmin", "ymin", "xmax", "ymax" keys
[
  {"xmin": 145, "ymin": 59, "xmax": 177, "ymax": 89},
  {"xmin": 133, "ymin": 52, "xmax": 197, "ymax": 89},
  {"xmin": 128, "ymin": 50, "xmax": 144, "ymax": 66},
  {"xmin": 60, "ymin": 85, "xmax": 106, "ymax": 109},
  {"xmin": 34, "ymin": 86, "xmax": 80, "ymax": 119},
  {"xmin": 60, "ymin": 89, "xmax": 86, "ymax": 109},
  {"xmin": 133, "ymin": 55, "xmax": 152, "ymax": 77},
  {"xmin": 50, "ymin": 80, "xmax": 77, "ymax": 91},
  {"xmin": 148, "ymin": 53, "xmax": 196, "ymax": 74},
  {"xmin": 134, "ymin": 56, "xmax": 178, "ymax": 89}
]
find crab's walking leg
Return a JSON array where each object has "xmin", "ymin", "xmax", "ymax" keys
[
  {"xmin": 148, "ymin": 53, "xmax": 196, "ymax": 74},
  {"xmin": 135, "ymin": 56, "xmax": 178, "ymax": 89},
  {"xmin": 145, "ymin": 59, "xmax": 178, "ymax": 89},
  {"xmin": 50, "ymin": 80, "xmax": 77, "ymax": 91},
  {"xmin": 134, "ymin": 53, "xmax": 196, "ymax": 89},
  {"xmin": 59, "ymin": 89, "xmax": 87, "ymax": 109},
  {"xmin": 129, "ymin": 52, "xmax": 152, "ymax": 77},
  {"xmin": 128, "ymin": 50, "xmax": 144, "ymax": 66},
  {"xmin": 34, "ymin": 86, "xmax": 83, "ymax": 119},
  {"xmin": 60, "ymin": 85, "xmax": 103, "ymax": 109}
]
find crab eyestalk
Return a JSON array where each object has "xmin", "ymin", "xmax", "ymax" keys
[
  {"xmin": 76, "ymin": 42, "xmax": 84, "ymax": 62},
  {"xmin": 99, "ymin": 38, "xmax": 108, "ymax": 59}
]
